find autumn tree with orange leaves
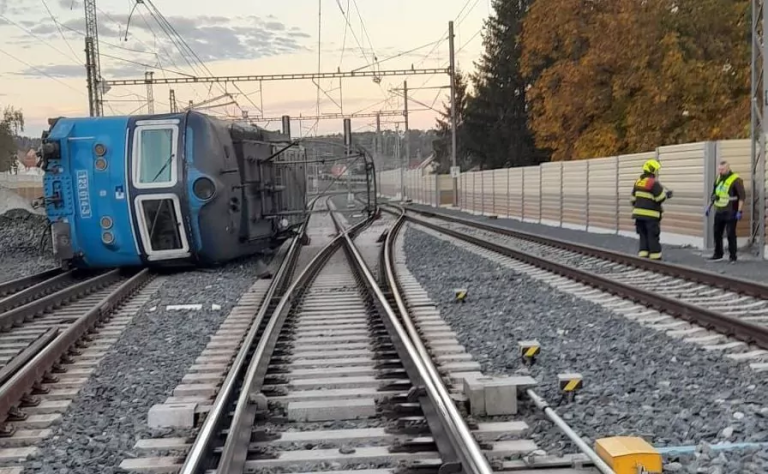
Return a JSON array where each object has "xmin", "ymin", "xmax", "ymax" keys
[{"xmin": 520, "ymin": 0, "xmax": 750, "ymax": 161}]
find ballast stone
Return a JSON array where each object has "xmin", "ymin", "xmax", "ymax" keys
[{"xmin": 147, "ymin": 403, "xmax": 197, "ymax": 428}]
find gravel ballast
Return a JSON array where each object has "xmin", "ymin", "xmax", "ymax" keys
[
  {"xmin": 22, "ymin": 257, "xmax": 270, "ymax": 474},
  {"xmin": 403, "ymin": 226, "xmax": 768, "ymax": 473},
  {"xmin": 407, "ymin": 203, "xmax": 768, "ymax": 285},
  {"xmin": 0, "ymin": 208, "xmax": 55, "ymax": 282}
]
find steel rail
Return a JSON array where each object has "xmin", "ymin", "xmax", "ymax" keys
[
  {"xmin": 0, "ymin": 268, "xmax": 150, "ymax": 428},
  {"xmin": 0, "ymin": 269, "xmax": 122, "ymax": 330},
  {"xmin": 399, "ymin": 205, "xmax": 768, "ymax": 298},
  {"xmin": 0, "ymin": 270, "xmax": 77, "ymax": 314},
  {"xmin": 0, "ymin": 269, "xmax": 62, "ymax": 297},
  {"xmin": 213, "ymin": 206, "xmax": 371, "ymax": 474},
  {"xmin": 525, "ymin": 389, "xmax": 615, "ymax": 474},
  {"xmin": 179, "ymin": 210, "xmax": 313, "ymax": 474},
  {"xmin": 379, "ymin": 205, "xmax": 493, "ymax": 474},
  {"xmin": 406, "ymin": 214, "xmax": 768, "ymax": 351}
]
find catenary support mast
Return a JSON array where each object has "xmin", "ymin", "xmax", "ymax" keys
[{"xmin": 84, "ymin": 0, "xmax": 103, "ymax": 116}]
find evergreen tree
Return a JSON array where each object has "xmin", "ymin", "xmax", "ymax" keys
[
  {"xmin": 433, "ymin": 68, "xmax": 472, "ymax": 173},
  {"xmin": 464, "ymin": 0, "xmax": 545, "ymax": 169}
]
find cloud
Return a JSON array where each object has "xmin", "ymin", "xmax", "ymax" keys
[
  {"xmin": 11, "ymin": 13, "xmax": 310, "ymax": 80},
  {"xmin": 0, "ymin": 0, "xmax": 34, "ymax": 15},
  {"xmin": 16, "ymin": 64, "xmax": 84, "ymax": 78}
]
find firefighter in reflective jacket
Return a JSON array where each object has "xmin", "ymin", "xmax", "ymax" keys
[{"xmin": 631, "ymin": 159, "xmax": 673, "ymax": 260}]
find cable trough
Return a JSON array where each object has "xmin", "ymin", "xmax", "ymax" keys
[{"xmin": 394, "ymin": 205, "xmax": 768, "ymax": 363}]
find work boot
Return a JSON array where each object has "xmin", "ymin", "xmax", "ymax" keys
[{"xmin": 709, "ymin": 255, "xmax": 724, "ymax": 261}]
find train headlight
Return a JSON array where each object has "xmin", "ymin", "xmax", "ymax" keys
[
  {"xmin": 95, "ymin": 158, "xmax": 108, "ymax": 171},
  {"xmin": 193, "ymin": 177, "xmax": 216, "ymax": 200},
  {"xmin": 94, "ymin": 143, "xmax": 107, "ymax": 156},
  {"xmin": 280, "ymin": 218, "xmax": 289, "ymax": 229},
  {"xmin": 100, "ymin": 216, "xmax": 113, "ymax": 229},
  {"xmin": 102, "ymin": 231, "xmax": 115, "ymax": 244}
]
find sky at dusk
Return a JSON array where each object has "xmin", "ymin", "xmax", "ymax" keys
[{"xmin": 0, "ymin": 0, "xmax": 490, "ymax": 137}]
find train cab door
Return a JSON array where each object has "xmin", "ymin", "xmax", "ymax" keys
[{"xmin": 129, "ymin": 118, "xmax": 191, "ymax": 261}]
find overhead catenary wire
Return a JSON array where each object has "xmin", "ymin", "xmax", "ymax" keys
[
  {"xmin": 143, "ymin": 0, "xmax": 240, "ymax": 113},
  {"xmin": 0, "ymin": 14, "xmax": 81, "ymax": 66},
  {"xmin": 40, "ymin": 0, "xmax": 81, "ymax": 62},
  {"xmin": 0, "ymin": 47, "xmax": 86, "ymax": 95}
]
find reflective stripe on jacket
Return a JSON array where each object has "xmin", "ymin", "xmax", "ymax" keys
[
  {"xmin": 631, "ymin": 173, "xmax": 667, "ymax": 220},
  {"xmin": 713, "ymin": 173, "xmax": 740, "ymax": 208}
]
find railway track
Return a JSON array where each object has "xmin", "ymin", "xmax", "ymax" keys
[
  {"xmin": 0, "ymin": 266, "xmax": 153, "ymax": 456},
  {"xmin": 123, "ymin": 200, "xmax": 605, "ymax": 474},
  {"xmin": 0, "ymin": 269, "xmax": 63, "ymax": 302},
  {"xmin": 393, "ymin": 205, "xmax": 768, "ymax": 369}
]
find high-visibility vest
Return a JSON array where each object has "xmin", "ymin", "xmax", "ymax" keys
[
  {"xmin": 714, "ymin": 173, "xmax": 740, "ymax": 208},
  {"xmin": 631, "ymin": 174, "xmax": 667, "ymax": 220}
]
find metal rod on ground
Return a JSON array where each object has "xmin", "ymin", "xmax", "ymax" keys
[
  {"xmin": 448, "ymin": 20, "xmax": 458, "ymax": 207},
  {"xmin": 525, "ymin": 389, "xmax": 616, "ymax": 474}
]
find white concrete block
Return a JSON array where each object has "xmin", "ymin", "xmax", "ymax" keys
[
  {"xmin": 147, "ymin": 403, "xmax": 197, "ymax": 428},
  {"xmin": 484, "ymin": 378, "xmax": 518, "ymax": 416},
  {"xmin": 287, "ymin": 398, "xmax": 376, "ymax": 422},
  {"xmin": 463, "ymin": 376, "xmax": 491, "ymax": 416}
]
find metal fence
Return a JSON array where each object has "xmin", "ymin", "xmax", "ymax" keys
[{"xmin": 377, "ymin": 139, "xmax": 768, "ymax": 257}]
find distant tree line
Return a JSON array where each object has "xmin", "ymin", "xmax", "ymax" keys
[{"xmin": 432, "ymin": 0, "xmax": 750, "ymax": 169}]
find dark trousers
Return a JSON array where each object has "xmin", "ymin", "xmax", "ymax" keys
[
  {"xmin": 713, "ymin": 211, "xmax": 738, "ymax": 259},
  {"xmin": 635, "ymin": 219, "xmax": 661, "ymax": 258}
]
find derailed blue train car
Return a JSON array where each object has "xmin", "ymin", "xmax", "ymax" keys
[{"xmin": 38, "ymin": 110, "xmax": 307, "ymax": 269}]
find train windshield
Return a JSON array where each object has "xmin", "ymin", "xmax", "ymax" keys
[
  {"xmin": 132, "ymin": 123, "xmax": 179, "ymax": 189},
  {"xmin": 134, "ymin": 194, "xmax": 190, "ymax": 259},
  {"xmin": 138, "ymin": 129, "xmax": 174, "ymax": 184}
]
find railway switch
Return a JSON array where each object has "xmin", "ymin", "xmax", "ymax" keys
[
  {"xmin": 518, "ymin": 340, "xmax": 541, "ymax": 365},
  {"xmin": 594, "ymin": 436, "xmax": 662, "ymax": 474},
  {"xmin": 454, "ymin": 288, "xmax": 468, "ymax": 303},
  {"xmin": 557, "ymin": 372, "xmax": 583, "ymax": 402}
]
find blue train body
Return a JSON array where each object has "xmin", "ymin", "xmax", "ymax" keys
[{"xmin": 39, "ymin": 111, "xmax": 307, "ymax": 269}]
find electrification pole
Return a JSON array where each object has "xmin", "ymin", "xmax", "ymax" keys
[
  {"xmin": 404, "ymin": 80, "xmax": 410, "ymax": 200},
  {"xmin": 83, "ymin": 0, "xmax": 103, "ymax": 116},
  {"xmin": 145, "ymin": 72, "xmax": 155, "ymax": 114},
  {"xmin": 169, "ymin": 89, "xmax": 177, "ymax": 113},
  {"xmin": 751, "ymin": 0, "xmax": 767, "ymax": 258},
  {"xmin": 375, "ymin": 112, "xmax": 381, "ymax": 178},
  {"xmin": 344, "ymin": 118, "xmax": 353, "ymax": 206},
  {"xmin": 448, "ymin": 20, "xmax": 458, "ymax": 207}
]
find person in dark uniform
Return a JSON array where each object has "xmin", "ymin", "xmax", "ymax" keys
[
  {"xmin": 631, "ymin": 159, "xmax": 673, "ymax": 260},
  {"xmin": 706, "ymin": 161, "xmax": 746, "ymax": 262}
]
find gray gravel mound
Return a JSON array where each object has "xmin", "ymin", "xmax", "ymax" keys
[
  {"xmin": 0, "ymin": 208, "xmax": 51, "ymax": 254},
  {"xmin": 403, "ymin": 226, "xmax": 768, "ymax": 471},
  {"xmin": 407, "ymin": 203, "xmax": 768, "ymax": 285},
  {"xmin": 0, "ymin": 208, "xmax": 55, "ymax": 283},
  {"xmin": 22, "ymin": 257, "xmax": 269, "ymax": 474}
]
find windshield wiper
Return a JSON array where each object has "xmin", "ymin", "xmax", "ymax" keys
[{"xmin": 151, "ymin": 154, "xmax": 174, "ymax": 183}]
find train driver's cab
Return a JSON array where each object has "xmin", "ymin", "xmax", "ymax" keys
[{"xmin": 130, "ymin": 119, "xmax": 191, "ymax": 261}]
